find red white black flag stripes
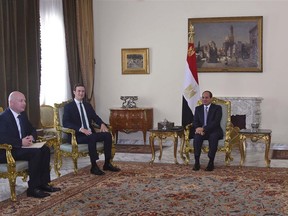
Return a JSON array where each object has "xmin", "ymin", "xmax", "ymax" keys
[{"xmin": 182, "ymin": 24, "xmax": 200, "ymax": 126}]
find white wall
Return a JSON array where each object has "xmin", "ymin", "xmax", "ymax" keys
[{"xmin": 93, "ymin": 0, "xmax": 288, "ymax": 144}]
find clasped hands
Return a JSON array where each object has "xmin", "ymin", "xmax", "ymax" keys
[
  {"xmin": 195, "ymin": 127, "xmax": 205, "ymax": 136},
  {"xmin": 22, "ymin": 135, "xmax": 35, "ymax": 147},
  {"xmin": 80, "ymin": 123, "xmax": 109, "ymax": 136}
]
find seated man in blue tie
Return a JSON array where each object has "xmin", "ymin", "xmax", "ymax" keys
[
  {"xmin": 0, "ymin": 91, "xmax": 61, "ymax": 198},
  {"xmin": 192, "ymin": 90, "xmax": 223, "ymax": 171},
  {"xmin": 63, "ymin": 83, "xmax": 120, "ymax": 175}
]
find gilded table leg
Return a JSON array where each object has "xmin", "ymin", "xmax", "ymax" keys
[
  {"xmin": 172, "ymin": 133, "xmax": 178, "ymax": 164},
  {"xmin": 239, "ymin": 134, "xmax": 246, "ymax": 166},
  {"xmin": 264, "ymin": 135, "xmax": 271, "ymax": 167},
  {"xmin": 158, "ymin": 136, "xmax": 163, "ymax": 160},
  {"xmin": 179, "ymin": 134, "xmax": 185, "ymax": 163},
  {"xmin": 179, "ymin": 132, "xmax": 187, "ymax": 164},
  {"xmin": 149, "ymin": 134, "xmax": 156, "ymax": 164}
]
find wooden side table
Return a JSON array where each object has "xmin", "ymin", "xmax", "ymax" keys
[
  {"xmin": 149, "ymin": 127, "xmax": 184, "ymax": 164},
  {"xmin": 109, "ymin": 108, "xmax": 153, "ymax": 144},
  {"xmin": 239, "ymin": 129, "xmax": 272, "ymax": 167}
]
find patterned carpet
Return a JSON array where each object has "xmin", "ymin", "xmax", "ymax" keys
[
  {"xmin": 0, "ymin": 161, "xmax": 287, "ymax": 216},
  {"xmin": 271, "ymin": 150, "xmax": 288, "ymax": 159},
  {"xmin": 115, "ymin": 144, "xmax": 162, "ymax": 154}
]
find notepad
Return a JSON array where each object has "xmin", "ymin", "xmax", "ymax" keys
[{"xmin": 22, "ymin": 141, "xmax": 46, "ymax": 148}]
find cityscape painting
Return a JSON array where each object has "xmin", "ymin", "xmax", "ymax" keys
[{"xmin": 188, "ymin": 16, "xmax": 263, "ymax": 72}]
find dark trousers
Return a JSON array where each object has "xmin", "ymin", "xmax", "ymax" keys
[
  {"xmin": 0, "ymin": 145, "xmax": 51, "ymax": 190},
  {"xmin": 76, "ymin": 132, "xmax": 112, "ymax": 166},
  {"xmin": 193, "ymin": 132, "xmax": 220, "ymax": 163}
]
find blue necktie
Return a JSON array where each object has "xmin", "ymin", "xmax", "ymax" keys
[
  {"xmin": 17, "ymin": 114, "xmax": 25, "ymax": 138},
  {"xmin": 80, "ymin": 103, "xmax": 88, "ymax": 129},
  {"xmin": 204, "ymin": 106, "xmax": 208, "ymax": 126}
]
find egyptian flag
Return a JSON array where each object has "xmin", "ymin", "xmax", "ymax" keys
[{"xmin": 182, "ymin": 24, "xmax": 200, "ymax": 128}]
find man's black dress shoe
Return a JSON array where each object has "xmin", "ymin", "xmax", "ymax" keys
[
  {"xmin": 90, "ymin": 166, "xmax": 105, "ymax": 175},
  {"xmin": 103, "ymin": 163, "xmax": 121, "ymax": 172},
  {"xmin": 192, "ymin": 163, "xmax": 200, "ymax": 171},
  {"xmin": 205, "ymin": 163, "xmax": 214, "ymax": 171},
  {"xmin": 27, "ymin": 188, "xmax": 50, "ymax": 198},
  {"xmin": 40, "ymin": 184, "xmax": 61, "ymax": 192}
]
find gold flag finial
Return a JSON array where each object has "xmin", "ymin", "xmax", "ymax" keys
[{"xmin": 188, "ymin": 23, "xmax": 195, "ymax": 43}]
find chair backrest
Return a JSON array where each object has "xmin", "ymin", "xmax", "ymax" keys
[
  {"xmin": 54, "ymin": 100, "xmax": 72, "ymax": 128},
  {"xmin": 40, "ymin": 105, "xmax": 54, "ymax": 128},
  {"xmin": 197, "ymin": 97, "xmax": 231, "ymax": 139},
  {"xmin": 54, "ymin": 100, "xmax": 73, "ymax": 142}
]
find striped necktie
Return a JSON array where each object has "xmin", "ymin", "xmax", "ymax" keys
[{"xmin": 204, "ymin": 106, "xmax": 208, "ymax": 126}]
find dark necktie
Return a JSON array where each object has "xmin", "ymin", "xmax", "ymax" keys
[
  {"xmin": 204, "ymin": 106, "xmax": 208, "ymax": 126},
  {"xmin": 79, "ymin": 103, "xmax": 88, "ymax": 129},
  {"xmin": 17, "ymin": 114, "xmax": 25, "ymax": 138}
]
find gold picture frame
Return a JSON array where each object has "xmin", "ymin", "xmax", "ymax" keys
[
  {"xmin": 189, "ymin": 16, "xmax": 263, "ymax": 72},
  {"xmin": 121, "ymin": 48, "xmax": 149, "ymax": 74}
]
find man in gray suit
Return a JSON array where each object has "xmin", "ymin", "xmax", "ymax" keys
[{"xmin": 192, "ymin": 90, "xmax": 223, "ymax": 171}]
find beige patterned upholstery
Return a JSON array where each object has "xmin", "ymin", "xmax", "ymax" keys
[
  {"xmin": 180, "ymin": 97, "xmax": 239, "ymax": 165},
  {"xmin": 53, "ymin": 100, "xmax": 115, "ymax": 177},
  {"xmin": 0, "ymin": 144, "xmax": 28, "ymax": 201},
  {"xmin": 40, "ymin": 105, "xmax": 57, "ymax": 136}
]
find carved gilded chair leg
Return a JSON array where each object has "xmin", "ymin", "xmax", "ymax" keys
[
  {"xmin": 73, "ymin": 158, "xmax": 78, "ymax": 174},
  {"xmin": 8, "ymin": 177, "xmax": 17, "ymax": 202}
]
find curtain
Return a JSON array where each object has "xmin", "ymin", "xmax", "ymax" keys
[
  {"xmin": 76, "ymin": 0, "xmax": 95, "ymax": 107},
  {"xmin": 62, "ymin": 0, "xmax": 95, "ymax": 107},
  {"xmin": 62, "ymin": 0, "xmax": 82, "ymax": 95},
  {"xmin": 0, "ymin": 0, "xmax": 41, "ymax": 127},
  {"xmin": 39, "ymin": 0, "xmax": 71, "ymax": 106}
]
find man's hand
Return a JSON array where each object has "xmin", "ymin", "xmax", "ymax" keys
[
  {"xmin": 80, "ymin": 128, "xmax": 92, "ymax": 136},
  {"xmin": 22, "ymin": 135, "xmax": 34, "ymax": 147},
  {"xmin": 195, "ymin": 127, "xmax": 205, "ymax": 136},
  {"xmin": 100, "ymin": 123, "xmax": 109, "ymax": 132}
]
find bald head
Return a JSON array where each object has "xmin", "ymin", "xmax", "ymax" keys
[{"xmin": 8, "ymin": 91, "xmax": 26, "ymax": 114}]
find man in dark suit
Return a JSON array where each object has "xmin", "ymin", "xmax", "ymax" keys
[
  {"xmin": 63, "ymin": 84, "xmax": 120, "ymax": 175},
  {"xmin": 0, "ymin": 91, "xmax": 61, "ymax": 198},
  {"xmin": 192, "ymin": 90, "xmax": 223, "ymax": 171}
]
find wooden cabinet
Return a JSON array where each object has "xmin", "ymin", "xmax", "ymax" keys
[{"xmin": 109, "ymin": 108, "xmax": 153, "ymax": 144}]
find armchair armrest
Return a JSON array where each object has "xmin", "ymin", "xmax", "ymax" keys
[
  {"xmin": 55, "ymin": 126, "xmax": 80, "ymax": 149},
  {"xmin": 0, "ymin": 143, "xmax": 16, "ymax": 168}
]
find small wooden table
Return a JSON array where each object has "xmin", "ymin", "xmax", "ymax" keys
[
  {"xmin": 239, "ymin": 129, "xmax": 272, "ymax": 167},
  {"xmin": 149, "ymin": 127, "xmax": 184, "ymax": 164},
  {"xmin": 109, "ymin": 108, "xmax": 153, "ymax": 144}
]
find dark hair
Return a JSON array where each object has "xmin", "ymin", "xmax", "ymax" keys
[
  {"xmin": 203, "ymin": 90, "xmax": 213, "ymax": 98},
  {"xmin": 73, "ymin": 83, "xmax": 85, "ymax": 91}
]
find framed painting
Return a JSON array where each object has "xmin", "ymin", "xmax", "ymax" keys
[
  {"xmin": 121, "ymin": 48, "xmax": 150, "ymax": 74},
  {"xmin": 189, "ymin": 16, "xmax": 263, "ymax": 72}
]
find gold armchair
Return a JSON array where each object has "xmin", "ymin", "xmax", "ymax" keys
[
  {"xmin": 53, "ymin": 100, "xmax": 115, "ymax": 177},
  {"xmin": 180, "ymin": 97, "xmax": 239, "ymax": 165},
  {"xmin": 0, "ymin": 144, "xmax": 29, "ymax": 201}
]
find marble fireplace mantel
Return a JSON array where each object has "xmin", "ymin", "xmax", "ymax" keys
[{"xmin": 219, "ymin": 97, "xmax": 263, "ymax": 129}]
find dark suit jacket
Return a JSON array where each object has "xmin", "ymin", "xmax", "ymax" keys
[
  {"xmin": 62, "ymin": 100, "xmax": 105, "ymax": 136},
  {"xmin": 0, "ymin": 108, "xmax": 37, "ymax": 148},
  {"xmin": 193, "ymin": 103, "xmax": 223, "ymax": 138}
]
